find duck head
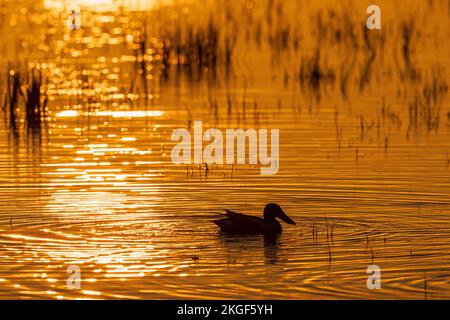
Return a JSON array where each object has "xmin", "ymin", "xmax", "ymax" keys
[{"xmin": 263, "ymin": 203, "xmax": 296, "ymax": 225}]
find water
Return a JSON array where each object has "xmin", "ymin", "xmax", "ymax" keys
[{"xmin": 0, "ymin": 0, "xmax": 449, "ymax": 299}]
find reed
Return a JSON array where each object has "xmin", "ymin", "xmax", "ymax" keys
[
  {"xmin": 424, "ymin": 272, "xmax": 428, "ymax": 300},
  {"xmin": 2, "ymin": 66, "xmax": 48, "ymax": 135},
  {"xmin": 20, "ymin": 68, "xmax": 47, "ymax": 131},
  {"xmin": 4, "ymin": 68, "xmax": 21, "ymax": 131},
  {"xmin": 154, "ymin": 17, "xmax": 229, "ymax": 77},
  {"xmin": 407, "ymin": 73, "xmax": 448, "ymax": 136},
  {"xmin": 327, "ymin": 239, "xmax": 332, "ymax": 264}
]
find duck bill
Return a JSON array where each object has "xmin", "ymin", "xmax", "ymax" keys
[{"xmin": 278, "ymin": 211, "xmax": 296, "ymax": 225}]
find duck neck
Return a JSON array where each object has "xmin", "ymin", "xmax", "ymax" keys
[{"xmin": 263, "ymin": 214, "xmax": 277, "ymax": 223}]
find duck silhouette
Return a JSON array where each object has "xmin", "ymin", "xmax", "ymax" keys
[{"xmin": 212, "ymin": 203, "xmax": 296, "ymax": 234}]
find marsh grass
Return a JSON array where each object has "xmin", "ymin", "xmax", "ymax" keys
[
  {"xmin": 2, "ymin": 65, "xmax": 48, "ymax": 137},
  {"xmin": 3, "ymin": 68, "xmax": 21, "ymax": 132},
  {"xmin": 407, "ymin": 71, "xmax": 448, "ymax": 136},
  {"xmin": 20, "ymin": 68, "xmax": 48, "ymax": 132}
]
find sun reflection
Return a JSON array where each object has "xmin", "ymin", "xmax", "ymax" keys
[
  {"xmin": 81, "ymin": 289, "xmax": 102, "ymax": 296},
  {"xmin": 56, "ymin": 110, "xmax": 164, "ymax": 118},
  {"xmin": 47, "ymin": 191, "xmax": 130, "ymax": 215},
  {"xmin": 44, "ymin": 0, "xmax": 165, "ymax": 12}
]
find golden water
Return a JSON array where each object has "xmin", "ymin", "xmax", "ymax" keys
[{"xmin": 0, "ymin": 0, "xmax": 449, "ymax": 299}]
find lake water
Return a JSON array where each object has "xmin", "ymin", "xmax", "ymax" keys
[{"xmin": 0, "ymin": 0, "xmax": 449, "ymax": 299}]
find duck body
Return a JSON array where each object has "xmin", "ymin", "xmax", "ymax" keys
[{"xmin": 212, "ymin": 203, "xmax": 295, "ymax": 235}]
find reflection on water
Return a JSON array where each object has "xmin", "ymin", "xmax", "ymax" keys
[
  {"xmin": 219, "ymin": 233, "xmax": 281, "ymax": 265},
  {"xmin": 0, "ymin": 0, "xmax": 449, "ymax": 299},
  {"xmin": 44, "ymin": 0, "xmax": 162, "ymax": 12}
]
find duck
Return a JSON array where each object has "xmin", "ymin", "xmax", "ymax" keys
[{"xmin": 212, "ymin": 203, "xmax": 296, "ymax": 234}]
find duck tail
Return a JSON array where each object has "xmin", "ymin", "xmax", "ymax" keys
[{"xmin": 211, "ymin": 218, "xmax": 227, "ymax": 227}]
